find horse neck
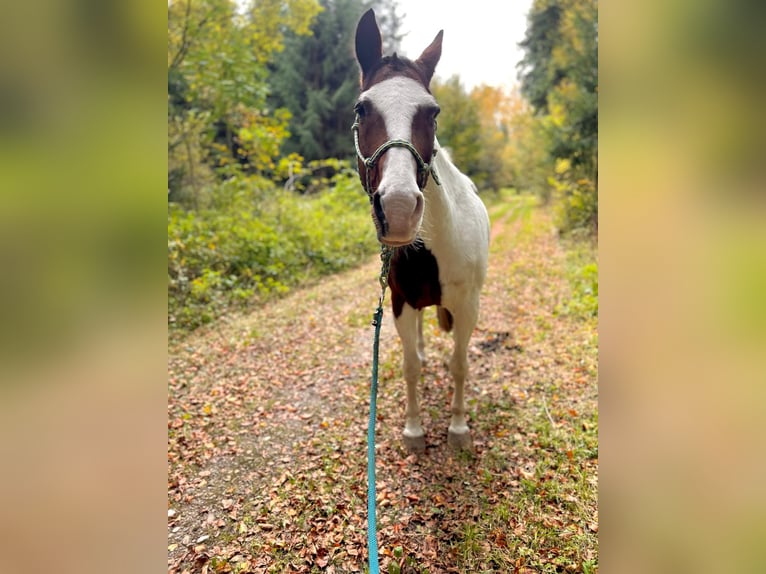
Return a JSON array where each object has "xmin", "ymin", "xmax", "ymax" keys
[{"xmin": 421, "ymin": 139, "xmax": 470, "ymax": 235}]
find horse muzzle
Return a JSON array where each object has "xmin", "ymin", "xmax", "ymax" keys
[{"xmin": 373, "ymin": 187, "xmax": 424, "ymax": 246}]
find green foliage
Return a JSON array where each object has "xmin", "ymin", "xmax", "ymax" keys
[
  {"xmin": 502, "ymin": 90, "xmax": 555, "ymax": 199},
  {"xmin": 519, "ymin": 0, "xmax": 564, "ymax": 114},
  {"xmin": 519, "ymin": 0, "xmax": 598, "ymax": 235},
  {"xmin": 168, "ymin": 171, "xmax": 378, "ymax": 332},
  {"xmin": 431, "ymin": 76, "xmax": 483, "ymax": 179},
  {"xmin": 569, "ymin": 261, "xmax": 598, "ymax": 318},
  {"xmin": 549, "ymin": 158, "xmax": 597, "ymax": 235},
  {"xmin": 269, "ymin": 0, "xmax": 405, "ymax": 162},
  {"xmin": 556, "ymin": 235, "xmax": 598, "ymax": 319},
  {"xmin": 268, "ymin": 0, "xmax": 363, "ymax": 162},
  {"xmin": 167, "ymin": 0, "xmax": 323, "ymax": 201}
]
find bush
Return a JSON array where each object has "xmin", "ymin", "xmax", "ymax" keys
[
  {"xmin": 549, "ymin": 159, "xmax": 598, "ymax": 236},
  {"xmin": 168, "ymin": 173, "xmax": 377, "ymax": 333},
  {"xmin": 555, "ymin": 241, "xmax": 598, "ymax": 320}
]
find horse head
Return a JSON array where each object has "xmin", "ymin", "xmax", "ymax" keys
[{"xmin": 354, "ymin": 9, "xmax": 443, "ymax": 246}]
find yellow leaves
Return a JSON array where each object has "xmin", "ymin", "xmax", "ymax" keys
[
  {"xmin": 246, "ymin": 0, "xmax": 322, "ymax": 59},
  {"xmin": 548, "ymin": 99, "xmax": 568, "ymax": 128},
  {"xmin": 555, "ymin": 158, "xmax": 572, "ymax": 175},
  {"xmin": 274, "ymin": 152, "xmax": 306, "ymax": 179},
  {"xmin": 470, "ymin": 84, "xmax": 507, "ymax": 127},
  {"xmin": 282, "ymin": 0, "xmax": 324, "ymax": 37}
]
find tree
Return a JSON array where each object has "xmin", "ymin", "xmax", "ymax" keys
[
  {"xmin": 369, "ymin": 0, "xmax": 405, "ymax": 55},
  {"xmin": 431, "ymin": 76, "xmax": 483, "ymax": 182},
  {"xmin": 518, "ymin": 0, "xmax": 564, "ymax": 114},
  {"xmin": 547, "ymin": 0, "xmax": 597, "ymax": 174},
  {"xmin": 470, "ymin": 84, "xmax": 513, "ymax": 192},
  {"xmin": 268, "ymin": 0, "xmax": 404, "ymax": 164},
  {"xmin": 501, "ymin": 87, "xmax": 554, "ymax": 199},
  {"xmin": 518, "ymin": 0, "xmax": 598, "ymax": 233},
  {"xmin": 167, "ymin": 0, "xmax": 322, "ymax": 203}
]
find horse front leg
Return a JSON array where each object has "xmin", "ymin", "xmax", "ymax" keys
[
  {"xmin": 416, "ymin": 308, "xmax": 426, "ymax": 363},
  {"xmin": 394, "ymin": 303, "xmax": 426, "ymax": 452},
  {"xmin": 447, "ymin": 298, "xmax": 479, "ymax": 450}
]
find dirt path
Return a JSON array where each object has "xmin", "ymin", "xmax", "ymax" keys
[{"xmin": 168, "ymin": 194, "xmax": 598, "ymax": 573}]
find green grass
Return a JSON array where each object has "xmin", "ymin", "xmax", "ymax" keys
[{"xmin": 556, "ymin": 238, "xmax": 598, "ymax": 320}]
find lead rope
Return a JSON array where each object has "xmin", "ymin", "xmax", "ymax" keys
[{"xmin": 367, "ymin": 245, "xmax": 394, "ymax": 574}]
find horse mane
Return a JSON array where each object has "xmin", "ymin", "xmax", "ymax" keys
[{"xmin": 360, "ymin": 53, "xmax": 433, "ymax": 92}]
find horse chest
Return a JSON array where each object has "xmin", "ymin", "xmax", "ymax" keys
[{"xmin": 387, "ymin": 245, "xmax": 442, "ymax": 318}]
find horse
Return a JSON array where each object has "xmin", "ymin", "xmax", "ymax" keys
[{"xmin": 353, "ymin": 9, "xmax": 490, "ymax": 451}]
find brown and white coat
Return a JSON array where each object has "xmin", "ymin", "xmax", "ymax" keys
[{"xmin": 355, "ymin": 9, "xmax": 490, "ymax": 450}]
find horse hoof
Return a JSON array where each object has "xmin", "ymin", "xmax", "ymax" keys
[
  {"xmin": 447, "ymin": 430, "xmax": 473, "ymax": 450},
  {"xmin": 403, "ymin": 433, "xmax": 426, "ymax": 453}
]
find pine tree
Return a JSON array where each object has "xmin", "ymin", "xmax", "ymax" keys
[{"xmin": 269, "ymin": 0, "xmax": 404, "ymax": 163}]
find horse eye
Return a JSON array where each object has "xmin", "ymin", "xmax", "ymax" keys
[
  {"xmin": 354, "ymin": 102, "xmax": 366, "ymax": 118},
  {"xmin": 431, "ymin": 107, "xmax": 440, "ymax": 129}
]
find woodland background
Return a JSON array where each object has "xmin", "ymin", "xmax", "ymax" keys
[{"xmin": 167, "ymin": 0, "xmax": 598, "ymax": 334}]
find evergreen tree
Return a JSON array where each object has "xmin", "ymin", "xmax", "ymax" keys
[
  {"xmin": 269, "ymin": 0, "xmax": 404, "ymax": 163},
  {"xmin": 371, "ymin": 0, "xmax": 404, "ymax": 54},
  {"xmin": 518, "ymin": 0, "xmax": 564, "ymax": 114}
]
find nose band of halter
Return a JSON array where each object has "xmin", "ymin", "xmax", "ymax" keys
[{"xmin": 352, "ymin": 114, "xmax": 441, "ymax": 196}]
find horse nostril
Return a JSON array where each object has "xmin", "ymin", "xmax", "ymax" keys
[
  {"xmin": 414, "ymin": 193, "xmax": 424, "ymax": 218},
  {"xmin": 372, "ymin": 192, "xmax": 387, "ymax": 235}
]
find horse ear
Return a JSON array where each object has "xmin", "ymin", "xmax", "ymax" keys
[
  {"xmin": 355, "ymin": 9, "xmax": 382, "ymax": 80},
  {"xmin": 416, "ymin": 30, "xmax": 443, "ymax": 85}
]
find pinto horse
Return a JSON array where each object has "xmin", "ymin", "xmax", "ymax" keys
[{"xmin": 353, "ymin": 10, "xmax": 490, "ymax": 451}]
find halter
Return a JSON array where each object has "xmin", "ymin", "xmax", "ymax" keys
[{"xmin": 352, "ymin": 114, "xmax": 441, "ymax": 197}]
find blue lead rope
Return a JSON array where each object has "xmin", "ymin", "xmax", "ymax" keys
[
  {"xmin": 367, "ymin": 304, "xmax": 383, "ymax": 573},
  {"xmin": 367, "ymin": 246, "xmax": 394, "ymax": 574}
]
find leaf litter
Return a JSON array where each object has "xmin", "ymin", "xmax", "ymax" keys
[{"xmin": 168, "ymin": 195, "xmax": 598, "ymax": 573}]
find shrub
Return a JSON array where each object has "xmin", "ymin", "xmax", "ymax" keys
[
  {"xmin": 555, "ymin": 241, "xmax": 598, "ymax": 320},
  {"xmin": 168, "ymin": 173, "xmax": 377, "ymax": 333},
  {"xmin": 549, "ymin": 159, "xmax": 598, "ymax": 237}
]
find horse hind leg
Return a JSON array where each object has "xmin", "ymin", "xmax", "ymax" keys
[
  {"xmin": 395, "ymin": 304, "xmax": 426, "ymax": 452},
  {"xmin": 447, "ymin": 300, "xmax": 479, "ymax": 450}
]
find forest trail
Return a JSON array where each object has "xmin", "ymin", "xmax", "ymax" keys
[{"xmin": 168, "ymin": 194, "xmax": 598, "ymax": 573}]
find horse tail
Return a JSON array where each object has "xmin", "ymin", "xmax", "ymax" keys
[{"xmin": 437, "ymin": 306, "xmax": 453, "ymax": 332}]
